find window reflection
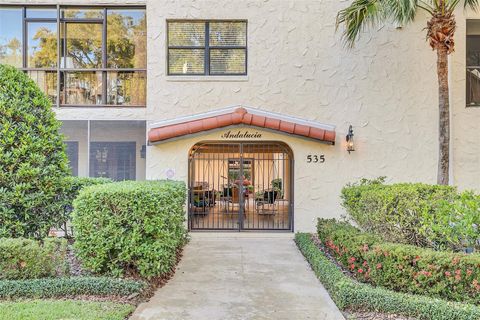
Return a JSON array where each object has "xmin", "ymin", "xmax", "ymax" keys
[
  {"xmin": 62, "ymin": 23, "xmax": 102, "ymax": 69},
  {"xmin": 61, "ymin": 72, "xmax": 102, "ymax": 105},
  {"xmin": 61, "ymin": 8, "xmax": 103, "ymax": 19},
  {"xmin": 28, "ymin": 71, "xmax": 57, "ymax": 103},
  {"xmin": 0, "ymin": 5, "xmax": 146, "ymax": 107},
  {"xmin": 28, "ymin": 23, "xmax": 57, "ymax": 68},
  {"xmin": 107, "ymin": 9, "xmax": 146, "ymax": 68},
  {"xmin": 26, "ymin": 8, "xmax": 56, "ymax": 19},
  {"xmin": 107, "ymin": 71, "xmax": 146, "ymax": 106},
  {"xmin": 0, "ymin": 8, "xmax": 22, "ymax": 67}
]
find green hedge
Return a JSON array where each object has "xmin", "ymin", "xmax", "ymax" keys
[
  {"xmin": 317, "ymin": 219, "xmax": 480, "ymax": 305},
  {"xmin": 72, "ymin": 180, "xmax": 187, "ymax": 279},
  {"xmin": 58, "ymin": 176, "xmax": 113, "ymax": 236},
  {"xmin": 341, "ymin": 178, "xmax": 470, "ymax": 249},
  {"xmin": 0, "ymin": 277, "xmax": 145, "ymax": 298},
  {"xmin": 0, "ymin": 238, "xmax": 68, "ymax": 280},
  {"xmin": 0, "ymin": 64, "xmax": 70, "ymax": 239},
  {"xmin": 295, "ymin": 233, "xmax": 480, "ymax": 320}
]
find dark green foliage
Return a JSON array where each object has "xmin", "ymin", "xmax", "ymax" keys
[
  {"xmin": 72, "ymin": 180, "xmax": 187, "ymax": 279},
  {"xmin": 317, "ymin": 219, "xmax": 480, "ymax": 305},
  {"xmin": 58, "ymin": 177, "xmax": 113, "ymax": 236},
  {"xmin": 295, "ymin": 233, "xmax": 480, "ymax": 320},
  {"xmin": 0, "ymin": 238, "xmax": 68, "ymax": 280},
  {"xmin": 341, "ymin": 178, "xmax": 458, "ymax": 248},
  {"xmin": 0, "ymin": 277, "xmax": 145, "ymax": 298},
  {"xmin": 0, "ymin": 64, "xmax": 70, "ymax": 238}
]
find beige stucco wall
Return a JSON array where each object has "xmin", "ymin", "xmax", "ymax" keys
[
  {"xmin": 145, "ymin": 0, "xmax": 480, "ymax": 231},
  {"xmin": 5, "ymin": 0, "xmax": 480, "ymax": 231}
]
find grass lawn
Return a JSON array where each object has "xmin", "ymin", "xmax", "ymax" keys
[{"xmin": 0, "ymin": 300, "xmax": 134, "ymax": 320}]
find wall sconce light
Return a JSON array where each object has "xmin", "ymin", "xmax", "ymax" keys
[
  {"xmin": 140, "ymin": 145, "xmax": 146, "ymax": 159},
  {"xmin": 346, "ymin": 125, "xmax": 355, "ymax": 153}
]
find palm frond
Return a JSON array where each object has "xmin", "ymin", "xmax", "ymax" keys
[
  {"xmin": 464, "ymin": 0, "xmax": 480, "ymax": 10},
  {"xmin": 336, "ymin": 0, "xmax": 384, "ymax": 47},
  {"xmin": 384, "ymin": 0, "xmax": 418, "ymax": 24},
  {"xmin": 336, "ymin": 0, "xmax": 418, "ymax": 47}
]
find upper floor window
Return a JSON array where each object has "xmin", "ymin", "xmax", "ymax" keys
[
  {"xmin": 0, "ymin": 6, "xmax": 146, "ymax": 107},
  {"xmin": 167, "ymin": 20, "xmax": 247, "ymax": 76},
  {"xmin": 467, "ymin": 20, "xmax": 480, "ymax": 106}
]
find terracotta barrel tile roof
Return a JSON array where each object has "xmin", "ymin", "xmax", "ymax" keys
[{"xmin": 148, "ymin": 107, "xmax": 336, "ymax": 144}]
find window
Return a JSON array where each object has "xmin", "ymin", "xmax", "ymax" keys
[
  {"xmin": 167, "ymin": 20, "xmax": 247, "ymax": 75},
  {"xmin": 0, "ymin": 6, "xmax": 146, "ymax": 107},
  {"xmin": 467, "ymin": 20, "xmax": 480, "ymax": 106},
  {"xmin": 65, "ymin": 141, "xmax": 79, "ymax": 176},
  {"xmin": 60, "ymin": 120, "xmax": 146, "ymax": 180}
]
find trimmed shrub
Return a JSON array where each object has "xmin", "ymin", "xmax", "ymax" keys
[
  {"xmin": 341, "ymin": 179, "xmax": 458, "ymax": 248},
  {"xmin": 0, "ymin": 64, "xmax": 70, "ymax": 239},
  {"xmin": 0, "ymin": 238, "xmax": 68, "ymax": 280},
  {"xmin": 57, "ymin": 177, "xmax": 113, "ymax": 236},
  {"xmin": 0, "ymin": 277, "xmax": 145, "ymax": 298},
  {"xmin": 421, "ymin": 190, "xmax": 480, "ymax": 251},
  {"xmin": 295, "ymin": 233, "xmax": 480, "ymax": 320},
  {"xmin": 317, "ymin": 219, "xmax": 480, "ymax": 305},
  {"xmin": 72, "ymin": 180, "xmax": 187, "ymax": 279}
]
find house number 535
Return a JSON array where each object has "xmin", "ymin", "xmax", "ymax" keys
[{"xmin": 306, "ymin": 155, "xmax": 325, "ymax": 163}]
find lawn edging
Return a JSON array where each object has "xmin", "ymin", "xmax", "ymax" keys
[
  {"xmin": 295, "ymin": 233, "xmax": 480, "ymax": 320},
  {"xmin": 0, "ymin": 277, "xmax": 145, "ymax": 299}
]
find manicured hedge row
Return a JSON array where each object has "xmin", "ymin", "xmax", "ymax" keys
[
  {"xmin": 0, "ymin": 238, "xmax": 68, "ymax": 280},
  {"xmin": 317, "ymin": 219, "xmax": 480, "ymax": 305},
  {"xmin": 341, "ymin": 179, "xmax": 457, "ymax": 248},
  {"xmin": 295, "ymin": 233, "xmax": 480, "ymax": 320},
  {"xmin": 0, "ymin": 277, "xmax": 145, "ymax": 298},
  {"xmin": 57, "ymin": 176, "xmax": 113, "ymax": 237},
  {"xmin": 72, "ymin": 180, "xmax": 187, "ymax": 279}
]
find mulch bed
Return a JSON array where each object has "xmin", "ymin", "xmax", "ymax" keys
[
  {"xmin": 62, "ymin": 242, "xmax": 185, "ymax": 305},
  {"xmin": 309, "ymin": 234, "xmax": 417, "ymax": 320}
]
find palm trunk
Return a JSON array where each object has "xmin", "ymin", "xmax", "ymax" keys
[{"xmin": 436, "ymin": 46, "xmax": 450, "ymax": 185}]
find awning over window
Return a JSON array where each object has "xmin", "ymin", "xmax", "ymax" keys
[{"xmin": 148, "ymin": 106, "xmax": 336, "ymax": 144}]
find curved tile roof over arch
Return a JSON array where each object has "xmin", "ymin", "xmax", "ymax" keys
[{"xmin": 148, "ymin": 106, "xmax": 336, "ymax": 144}]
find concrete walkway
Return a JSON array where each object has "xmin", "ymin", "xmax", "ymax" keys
[{"xmin": 130, "ymin": 233, "xmax": 344, "ymax": 320}]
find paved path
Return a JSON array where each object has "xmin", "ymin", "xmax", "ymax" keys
[{"xmin": 130, "ymin": 233, "xmax": 344, "ymax": 320}]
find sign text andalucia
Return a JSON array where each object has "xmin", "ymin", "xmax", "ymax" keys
[{"xmin": 220, "ymin": 130, "xmax": 262, "ymax": 139}]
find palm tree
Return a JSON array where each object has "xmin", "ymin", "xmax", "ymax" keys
[{"xmin": 336, "ymin": 0, "xmax": 479, "ymax": 185}]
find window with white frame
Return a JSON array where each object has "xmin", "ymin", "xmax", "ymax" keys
[{"xmin": 167, "ymin": 20, "xmax": 247, "ymax": 75}]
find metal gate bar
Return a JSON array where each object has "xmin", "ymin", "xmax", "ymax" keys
[{"xmin": 188, "ymin": 141, "xmax": 293, "ymax": 231}]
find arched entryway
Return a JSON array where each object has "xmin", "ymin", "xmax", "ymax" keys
[{"xmin": 188, "ymin": 141, "xmax": 293, "ymax": 231}]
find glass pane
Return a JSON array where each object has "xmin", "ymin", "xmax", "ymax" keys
[
  {"xmin": 28, "ymin": 71, "xmax": 57, "ymax": 104},
  {"xmin": 210, "ymin": 49, "xmax": 246, "ymax": 74},
  {"xmin": 26, "ymin": 7, "xmax": 57, "ymax": 19},
  {"xmin": 90, "ymin": 121, "xmax": 147, "ymax": 181},
  {"xmin": 28, "ymin": 23, "xmax": 57, "ymax": 68},
  {"xmin": 107, "ymin": 9, "xmax": 146, "ymax": 68},
  {"xmin": 0, "ymin": 8, "xmax": 23, "ymax": 67},
  {"xmin": 61, "ymin": 8, "xmax": 103, "ymax": 19},
  {"xmin": 209, "ymin": 21, "xmax": 247, "ymax": 47},
  {"xmin": 107, "ymin": 71, "xmax": 146, "ymax": 106},
  {"xmin": 60, "ymin": 120, "xmax": 88, "ymax": 177},
  {"xmin": 168, "ymin": 21, "xmax": 205, "ymax": 47},
  {"xmin": 63, "ymin": 23, "xmax": 102, "ymax": 68},
  {"xmin": 168, "ymin": 49, "xmax": 204, "ymax": 74},
  {"xmin": 65, "ymin": 141, "xmax": 79, "ymax": 176},
  {"xmin": 61, "ymin": 71, "xmax": 102, "ymax": 105}
]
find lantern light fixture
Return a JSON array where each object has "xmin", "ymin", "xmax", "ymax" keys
[{"xmin": 346, "ymin": 125, "xmax": 355, "ymax": 153}]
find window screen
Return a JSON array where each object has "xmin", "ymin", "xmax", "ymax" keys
[
  {"xmin": 467, "ymin": 20, "xmax": 480, "ymax": 106},
  {"xmin": 167, "ymin": 20, "xmax": 247, "ymax": 75}
]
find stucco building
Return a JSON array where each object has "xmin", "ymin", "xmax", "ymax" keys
[{"xmin": 1, "ymin": 0, "xmax": 479, "ymax": 232}]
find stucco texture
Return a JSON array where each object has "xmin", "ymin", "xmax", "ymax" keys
[{"xmin": 6, "ymin": 0, "xmax": 480, "ymax": 231}]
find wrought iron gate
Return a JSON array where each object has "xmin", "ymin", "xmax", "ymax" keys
[{"xmin": 188, "ymin": 141, "xmax": 293, "ymax": 231}]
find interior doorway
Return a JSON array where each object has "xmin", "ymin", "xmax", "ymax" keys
[{"xmin": 188, "ymin": 141, "xmax": 293, "ymax": 231}]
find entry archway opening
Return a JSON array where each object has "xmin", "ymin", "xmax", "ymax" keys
[{"xmin": 188, "ymin": 141, "xmax": 293, "ymax": 231}]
